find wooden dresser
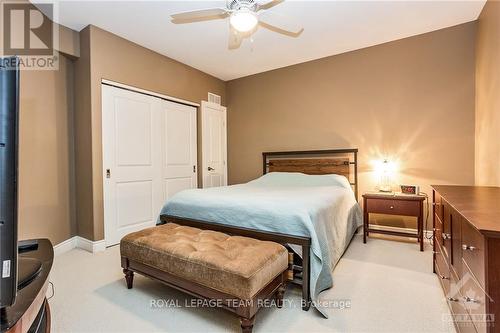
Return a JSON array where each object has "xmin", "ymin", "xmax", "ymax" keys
[{"xmin": 432, "ymin": 186, "xmax": 500, "ymax": 333}]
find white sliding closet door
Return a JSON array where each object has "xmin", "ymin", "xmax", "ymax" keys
[
  {"xmin": 162, "ymin": 100, "xmax": 197, "ymax": 199},
  {"xmin": 102, "ymin": 85, "xmax": 197, "ymax": 246}
]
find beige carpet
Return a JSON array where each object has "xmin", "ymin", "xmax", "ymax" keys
[{"xmin": 48, "ymin": 234, "xmax": 455, "ymax": 333}]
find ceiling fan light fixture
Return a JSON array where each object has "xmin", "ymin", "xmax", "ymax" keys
[{"xmin": 230, "ymin": 9, "xmax": 258, "ymax": 32}]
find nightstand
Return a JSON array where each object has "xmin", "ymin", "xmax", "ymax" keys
[{"xmin": 362, "ymin": 192, "xmax": 426, "ymax": 251}]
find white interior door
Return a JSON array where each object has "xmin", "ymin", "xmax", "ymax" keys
[
  {"xmin": 202, "ymin": 101, "xmax": 227, "ymax": 188},
  {"xmin": 102, "ymin": 85, "xmax": 197, "ymax": 246},
  {"xmin": 162, "ymin": 100, "xmax": 197, "ymax": 199}
]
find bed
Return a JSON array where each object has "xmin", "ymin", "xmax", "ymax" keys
[{"xmin": 159, "ymin": 149, "xmax": 362, "ymax": 317}]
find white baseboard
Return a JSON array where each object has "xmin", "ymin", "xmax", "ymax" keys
[
  {"xmin": 53, "ymin": 237, "xmax": 78, "ymax": 256},
  {"xmin": 53, "ymin": 236, "xmax": 106, "ymax": 256},
  {"xmin": 76, "ymin": 237, "xmax": 106, "ymax": 253}
]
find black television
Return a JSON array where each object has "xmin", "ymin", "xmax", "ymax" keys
[{"xmin": 0, "ymin": 57, "xmax": 19, "ymax": 309}]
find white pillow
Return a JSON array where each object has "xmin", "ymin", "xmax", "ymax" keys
[{"xmin": 249, "ymin": 172, "xmax": 352, "ymax": 189}]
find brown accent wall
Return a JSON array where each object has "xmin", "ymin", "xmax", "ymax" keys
[
  {"xmin": 227, "ymin": 23, "xmax": 476, "ymax": 229},
  {"xmin": 18, "ymin": 53, "xmax": 76, "ymax": 245},
  {"xmin": 475, "ymin": 0, "xmax": 500, "ymax": 186},
  {"xmin": 74, "ymin": 25, "xmax": 226, "ymax": 241}
]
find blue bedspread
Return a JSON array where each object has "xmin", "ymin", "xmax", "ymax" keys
[{"xmin": 158, "ymin": 172, "xmax": 362, "ymax": 317}]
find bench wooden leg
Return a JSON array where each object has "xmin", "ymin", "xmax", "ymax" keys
[
  {"xmin": 275, "ymin": 284, "xmax": 286, "ymax": 308},
  {"xmin": 302, "ymin": 244, "xmax": 311, "ymax": 311},
  {"xmin": 240, "ymin": 316, "xmax": 255, "ymax": 333},
  {"xmin": 123, "ymin": 269, "xmax": 134, "ymax": 289}
]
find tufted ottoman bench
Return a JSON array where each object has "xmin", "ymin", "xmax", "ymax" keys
[{"xmin": 120, "ymin": 223, "xmax": 289, "ymax": 333}]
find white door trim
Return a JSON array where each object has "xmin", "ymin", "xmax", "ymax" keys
[
  {"xmin": 201, "ymin": 101, "xmax": 227, "ymax": 188},
  {"xmin": 101, "ymin": 79, "xmax": 200, "ymax": 107}
]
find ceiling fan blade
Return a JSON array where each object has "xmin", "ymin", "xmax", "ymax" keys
[
  {"xmin": 258, "ymin": 12, "xmax": 304, "ymax": 37},
  {"xmin": 228, "ymin": 25, "xmax": 244, "ymax": 50},
  {"xmin": 257, "ymin": 0, "xmax": 285, "ymax": 11},
  {"xmin": 171, "ymin": 8, "xmax": 229, "ymax": 24}
]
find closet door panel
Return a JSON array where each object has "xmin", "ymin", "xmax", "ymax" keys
[
  {"xmin": 102, "ymin": 85, "xmax": 162, "ymax": 246},
  {"xmin": 162, "ymin": 101, "xmax": 197, "ymax": 201}
]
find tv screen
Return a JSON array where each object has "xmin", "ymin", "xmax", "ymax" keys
[{"xmin": 0, "ymin": 57, "xmax": 19, "ymax": 309}]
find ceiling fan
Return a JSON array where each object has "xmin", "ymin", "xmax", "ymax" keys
[{"xmin": 170, "ymin": 0, "xmax": 304, "ymax": 50}]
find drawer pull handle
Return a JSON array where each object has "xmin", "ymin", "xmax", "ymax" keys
[
  {"xmin": 462, "ymin": 244, "xmax": 477, "ymax": 251},
  {"xmin": 443, "ymin": 233, "xmax": 451, "ymax": 240},
  {"xmin": 463, "ymin": 296, "xmax": 479, "ymax": 304},
  {"xmin": 389, "ymin": 206, "xmax": 394, "ymax": 209},
  {"xmin": 447, "ymin": 297, "xmax": 459, "ymax": 302},
  {"xmin": 440, "ymin": 275, "xmax": 449, "ymax": 280}
]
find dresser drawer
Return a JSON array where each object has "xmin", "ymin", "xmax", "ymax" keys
[
  {"xmin": 447, "ymin": 272, "xmax": 478, "ymax": 333},
  {"xmin": 454, "ymin": 317, "xmax": 479, "ymax": 333},
  {"xmin": 451, "ymin": 209, "xmax": 463, "ymax": 278},
  {"xmin": 366, "ymin": 198, "xmax": 420, "ymax": 216},
  {"xmin": 460, "ymin": 266, "xmax": 489, "ymax": 333},
  {"xmin": 461, "ymin": 220, "xmax": 485, "ymax": 287},
  {"xmin": 435, "ymin": 243, "xmax": 450, "ymax": 295},
  {"xmin": 433, "ymin": 191, "xmax": 444, "ymax": 221},
  {"xmin": 435, "ymin": 215, "xmax": 444, "ymax": 249}
]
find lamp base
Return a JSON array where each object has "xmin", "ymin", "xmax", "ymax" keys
[{"xmin": 378, "ymin": 185, "xmax": 393, "ymax": 193}]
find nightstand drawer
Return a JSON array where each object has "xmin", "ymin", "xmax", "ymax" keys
[{"xmin": 366, "ymin": 198, "xmax": 420, "ymax": 216}]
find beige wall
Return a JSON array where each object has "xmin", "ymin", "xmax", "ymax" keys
[
  {"xmin": 227, "ymin": 23, "xmax": 476, "ymax": 229},
  {"xmin": 18, "ymin": 53, "xmax": 76, "ymax": 244},
  {"xmin": 11, "ymin": 15, "xmax": 484, "ymax": 243},
  {"xmin": 74, "ymin": 25, "xmax": 227, "ymax": 241},
  {"xmin": 0, "ymin": 1, "xmax": 81, "ymax": 245},
  {"xmin": 475, "ymin": 0, "xmax": 500, "ymax": 186}
]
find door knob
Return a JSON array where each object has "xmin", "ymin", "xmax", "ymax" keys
[{"xmin": 207, "ymin": 167, "xmax": 214, "ymax": 171}]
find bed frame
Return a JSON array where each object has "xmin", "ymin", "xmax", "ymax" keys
[
  {"xmin": 161, "ymin": 148, "xmax": 359, "ymax": 311},
  {"xmin": 263, "ymin": 148, "xmax": 359, "ymax": 200}
]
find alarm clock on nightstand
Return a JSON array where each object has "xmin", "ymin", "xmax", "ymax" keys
[{"xmin": 400, "ymin": 184, "xmax": 420, "ymax": 195}]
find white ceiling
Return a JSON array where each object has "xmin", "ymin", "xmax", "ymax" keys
[{"xmin": 38, "ymin": 0, "xmax": 486, "ymax": 81}]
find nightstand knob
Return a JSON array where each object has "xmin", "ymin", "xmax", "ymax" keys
[
  {"xmin": 389, "ymin": 206, "xmax": 394, "ymax": 209},
  {"xmin": 448, "ymin": 297, "xmax": 459, "ymax": 302}
]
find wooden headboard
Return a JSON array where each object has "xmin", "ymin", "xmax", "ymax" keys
[{"xmin": 262, "ymin": 149, "xmax": 359, "ymax": 200}]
